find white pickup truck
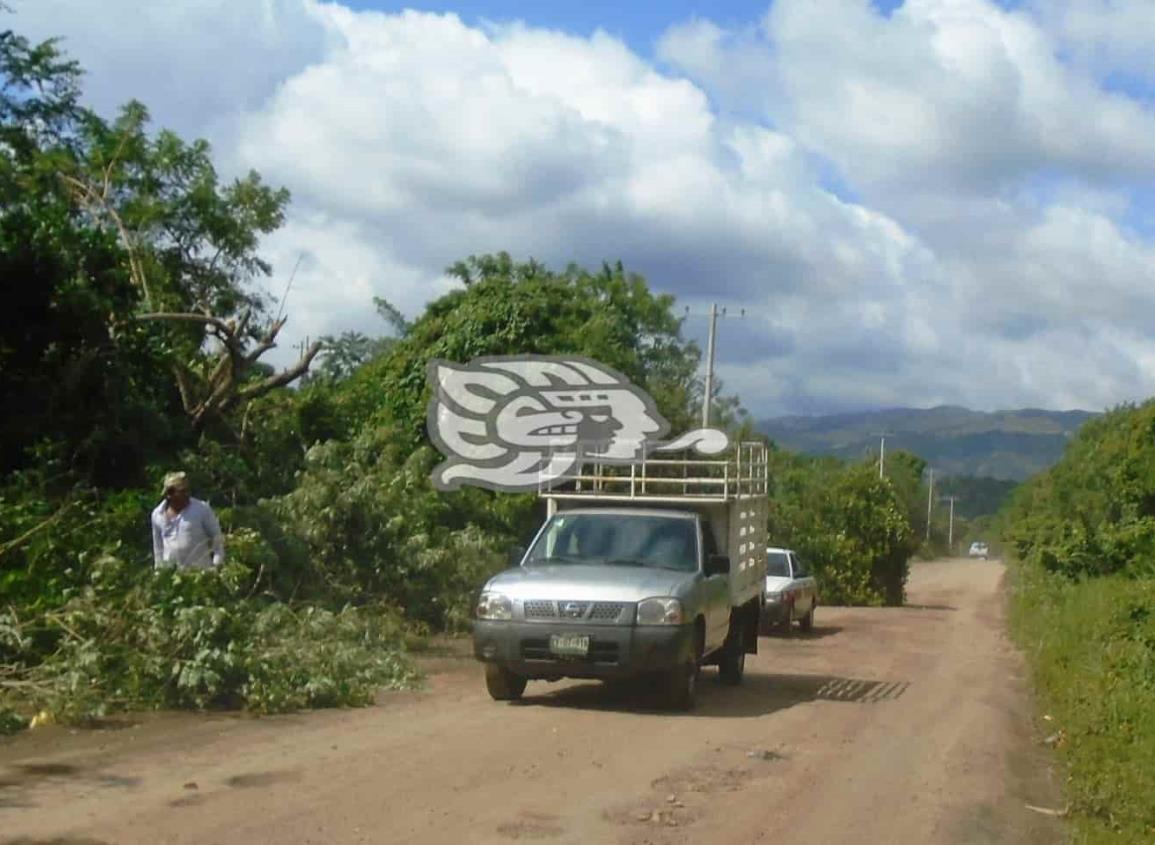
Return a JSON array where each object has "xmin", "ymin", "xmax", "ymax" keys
[
  {"xmin": 759, "ymin": 546, "xmax": 818, "ymax": 635},
  {"xmin": 472, "ymin": 443, "xmax": 769, "ymax": 710}
]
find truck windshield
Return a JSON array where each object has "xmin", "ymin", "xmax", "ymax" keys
[
  {"xmin": 525, "ymin": 514, "xmax": 699, "ymax": 573},
  {"xmin": 767, "ymin": 552, "xmax": 791, "ymax": 577}
]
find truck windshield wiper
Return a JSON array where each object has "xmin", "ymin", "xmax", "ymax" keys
[{"xmin": 604, "ymin": 557, "xmax": 651, "ymax": 568}]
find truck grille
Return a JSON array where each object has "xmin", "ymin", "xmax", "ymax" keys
[
  {"xmin": 524, "ymin": 600, "xmax": 557, "ymax": 619},
  {"xmin": 522, "ymin": 601, "xmax": 628, "ymax": 623},
  {"xmin": 521, "ymin": 639, "xmax": 621, "ymax": 665}
]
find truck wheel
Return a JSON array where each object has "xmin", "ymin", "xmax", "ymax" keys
[
  {"xmin": 800, "ymin": 606, "xmax": 814, "ymax": 632},
  {"xmin": 778, "ymin": 614, "xmax": 793, "ymax": 636},
  {"xmin": 666, "ymin": 662, "xmax": 699, "ymax": 711},
  {"xmin": 757, "ymin": 611, "xmax": 771, "ymax": 637},
  {"xmin": 718, "ymin": 627, "xmax": 746, "ymax": 686},
  {"xmin": 485, "ymin": 665, "xmax": 527, "ymax": 701}
]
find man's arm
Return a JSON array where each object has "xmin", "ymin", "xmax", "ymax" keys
[
  {"xmin": 204, "ymin": 504, "xmax": 225, "ymax": 566},
  {"xmin": 151, "ymin": 511, "xmax": 165, "ymax": 568}
]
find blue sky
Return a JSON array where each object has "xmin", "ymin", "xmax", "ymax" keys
[
  {"xmin": 347, "ymin": 0, "xmax": 780, "ymax": 51},
  {"xmin": 345, "ymin": 0, "xmax": 1011, "ymax": 53}
]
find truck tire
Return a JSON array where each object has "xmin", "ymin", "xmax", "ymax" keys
[
  {"xmin": 718, "ymin": 626, "xmax": 746, "ymax": 686},
  {"xmin": 485, "ymin": 665, "xmax": 527, "ymax": 701},
  {"xmin": 666, "ymin": 624, "xmax": 704, "ymax": 711},
  {"xmin": 800, "ymin": 606, "xmax": 814, "ymax": 632},
  {"xmin": 665, "ymin": 662, "xmax": 699, "ymax": 711},
  {"xmin": 778, "ymin": 613, "xmax": 793, "ymax": 636}
]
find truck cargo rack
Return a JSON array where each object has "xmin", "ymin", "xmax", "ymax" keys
[{"xmin": 539, "ymin": 440, "xmax": 769, "ymax": 506}]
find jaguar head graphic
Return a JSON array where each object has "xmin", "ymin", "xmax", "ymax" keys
[{"xmin": 425, "ymin": 355, "xmax": 670, "ymax": 492}]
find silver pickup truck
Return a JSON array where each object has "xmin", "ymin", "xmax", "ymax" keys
[{"xmin": 473, "ymin": 443, "xmax": 768, "ymax": 711}]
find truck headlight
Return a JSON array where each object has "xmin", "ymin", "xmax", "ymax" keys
[
  {"xmin": 636, "ymin": 597, "xmax": 684, "ymax": 625},
  {"xmin": 477, "ymin": 591, "xmax": 513, "ymax": 621}
]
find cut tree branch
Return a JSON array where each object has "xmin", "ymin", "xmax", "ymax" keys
[
  {"xmin": 0, "ymin": 502, "xmax": 78, "ymax": 563},
  {"xmin": 136, "ymin": 311, "xmax": 234, "ymax": 337},
  {"xmin": 237, "ymin": 340, "xmax": 323, "ymax": 401},
  {"xmin": 133, "ymin": 311, "xmax": 320, "ymax": 431}
]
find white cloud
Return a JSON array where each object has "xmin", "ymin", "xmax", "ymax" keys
[
  {"xmin": 10, "ymin": 0, "xmax": 1155, "ymax": 418},
  {"xmin": 1031, "ymin": 0, "xmax": 1155, "ymax": 86},
  {"xmin": 659, "ymin": 0, "xmax": 1155, "ymax": 194}
]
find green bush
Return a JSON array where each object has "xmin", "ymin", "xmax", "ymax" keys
[
  {"xmin": 1010, "ymin": 556, "xmax": 1155, "ymax": 842},
  {"xmin": 0, "ymin": 557, "xmax": 418, "ymax": 729},
  {"xmin": 769, "ymin": 456, "xmax": 916, "ymax": 605},
  {"xmin": 0, "ymin": 475, "xmax": 155, "ymax": 609},
  {"xmin": 272, "ymin": 428, "xmax": 518, "ymax": 629},
  {"xmin": 1006, "ymin": 400, "xmax": 1155, "ymax": 580}
]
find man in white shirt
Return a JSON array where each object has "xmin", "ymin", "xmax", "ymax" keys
[{"xmin": 151, "ymin": 472, "xmax": 225, "ymax": 570}]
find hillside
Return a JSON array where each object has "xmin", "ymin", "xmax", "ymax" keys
[{"xmin": 757, "ymin": 406, "xmax": 1097, "ymax": 481}]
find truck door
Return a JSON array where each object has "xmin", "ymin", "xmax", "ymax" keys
[
  {"xmin": 791, "ymin": 554, "xmax": 814, "ymax": 612},
  {"xmin": 700, "ymin": 521, "xmax": 730, "ymax": 651}
]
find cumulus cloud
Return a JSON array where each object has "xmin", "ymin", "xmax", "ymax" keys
[
  {"xmin": 661, "ymin": 0, "xmax": 1155, "ymax": 194},
  {"xmin": 9, "ymin": 0, "xmax": 1155, "ymax": 417}
]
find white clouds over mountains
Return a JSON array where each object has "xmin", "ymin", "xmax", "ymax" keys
[{"xmin": 12, "ymin": 0, "xmax": 1155, "ymax": 416}]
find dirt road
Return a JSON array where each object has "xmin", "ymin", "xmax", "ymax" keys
[{"xmin": 1, "ymin": 559, "xmax": 1064, "ymax": 845}]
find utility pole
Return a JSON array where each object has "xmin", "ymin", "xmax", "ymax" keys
[
  {"xmin": 871, "ymin": 430, "xmax": 893, "ymax": 478},
  {"xmin": 939, "ymin": 495, "xmax": 960, "ymax": 553},
  {"xmin": 949, "ymin": 496, "xmax": 955, "ymax": 549},
  {"xmin": 684, "ymin": 304, "xmax": 746, "ymax": 428},
  {"xmin": 925, "ymin": 467, "xmax": 934, "ymax": 543},
  {"xmin": 703, "ymin": 303, "xmax": 718, "ymax": 428}
]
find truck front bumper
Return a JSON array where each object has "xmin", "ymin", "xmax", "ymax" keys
[
  {"xmin": 473, "ymin": 621, "xmax": 696, "ymax": 679},
  {"xmin": 760, "ymin": 598, "xmax": 792, "ymax": 625}
]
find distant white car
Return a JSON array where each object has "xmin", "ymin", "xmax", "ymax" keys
[
  {"xmin": 969, "ymin": 541, "xmax": 990, "ymax": 560},
  {"xmin": 760, "ymin": 547, "xmax": 818, "ymax": 635}
]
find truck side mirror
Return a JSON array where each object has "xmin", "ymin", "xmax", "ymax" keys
[
  {"xmin": 705, "ymin": 554, "xmax": 731, "ymax": 577},
  {"xmin": 509, "ymin": 545, "xmax": 526, "ymax": 566}
]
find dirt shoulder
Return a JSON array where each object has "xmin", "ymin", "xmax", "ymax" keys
[{"xmin": 0, "ymin": 559, "xmax": 1064, "ymax": 845}]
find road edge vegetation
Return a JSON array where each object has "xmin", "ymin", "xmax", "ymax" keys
[{"xmin": 1004, "ymin": 400, "xmax": 1155, "ymax": 843}]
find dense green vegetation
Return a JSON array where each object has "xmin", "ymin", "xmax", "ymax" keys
[
  {"xmin": 1004, "ymin": 400, "xmax": 1155, "ymax": 842},
  {"xmin": 934, "ymin": 475, "xmax": 1019, "ymax": 522},
  {"xmin": 766, "ymin": 448, "xmax": 943, "ymax": 606},
  {"xmin": 0, "ymin": 27, "xmax": 933, "ymax": 731}
]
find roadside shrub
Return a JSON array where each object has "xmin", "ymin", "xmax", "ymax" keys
[
  {"xmin": 770, "ymin": 458, "xmax": 915, "ymax": 606},
  {"xmin": 273, "ymin": 428, "xmax": 513, "ymax": 628},
  {"xmin": 1006, "ymin": 400, "xmax": 1155, "ymax": 580},
  {"xmin": 0, "ymin": 556, "xmax": 418, "ymax": 729},
  {"xmin": 0, "ymin": 475, "xmax": 154, "ymax": 609}
]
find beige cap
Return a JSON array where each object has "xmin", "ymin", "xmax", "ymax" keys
[{"xmin": 163, "ymin": 471, "xmax": 190, "ymax": 493}]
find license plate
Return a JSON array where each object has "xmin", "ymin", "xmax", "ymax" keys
[{"xmin": 549, "ymin": 633, "xmax": 590, "ymax": 657}]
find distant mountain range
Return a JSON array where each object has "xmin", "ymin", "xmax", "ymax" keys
[{"xmin": 757, "ymin": 406, "xmax": 1098, "ymax": 482}]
